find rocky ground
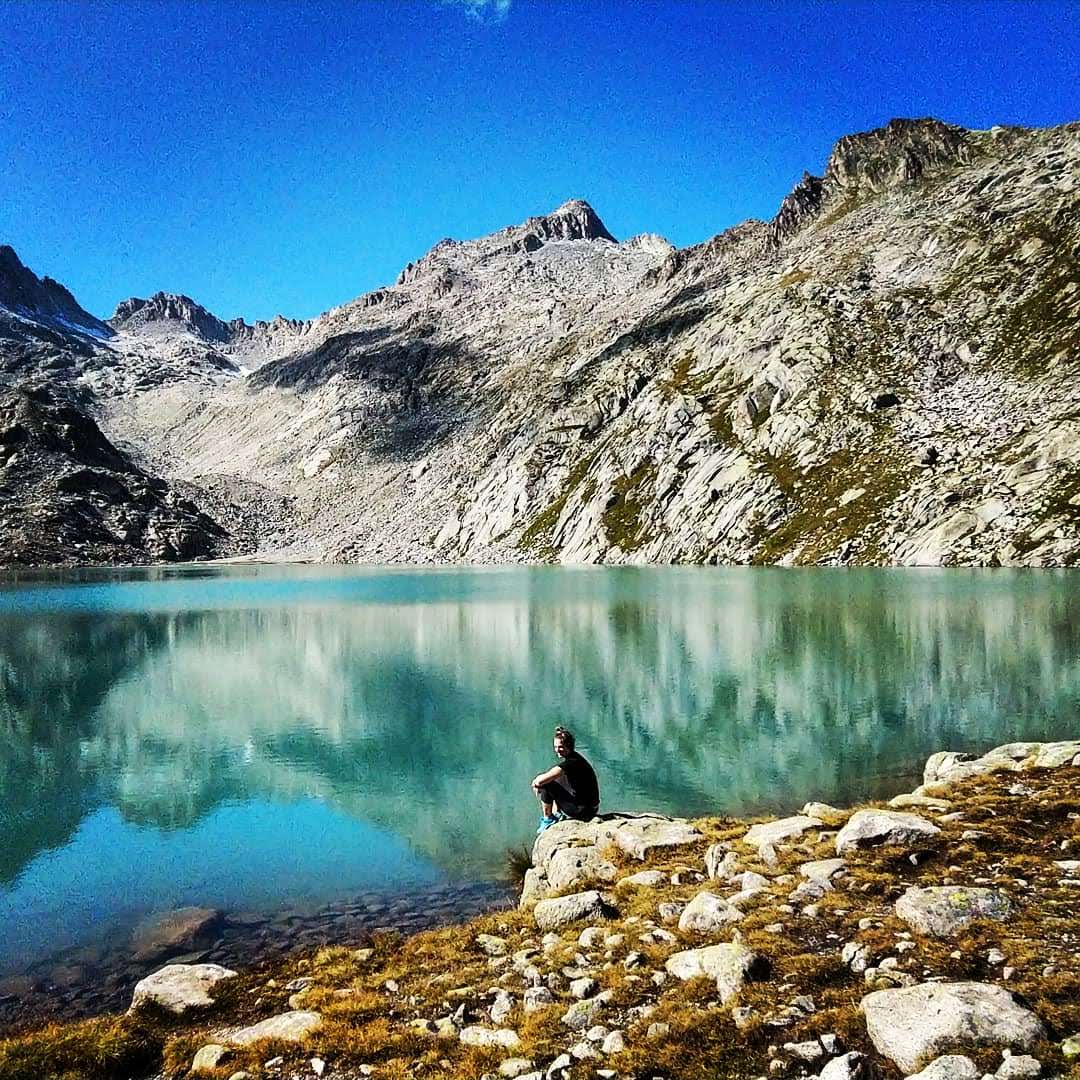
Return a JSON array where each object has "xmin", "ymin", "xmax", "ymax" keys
[
  {"xmin": 1, "ymin": 117, "xmax": 1078, "ymax": 569},
  {"xmin": 2, "ymin": 739, "xmax": 1078, "ymax": 1080}
]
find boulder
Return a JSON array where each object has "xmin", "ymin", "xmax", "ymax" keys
[
  {"xmin": 836, "ymin": 809, "xmax": 940, "ymax": 854},
  {"xmin": 996, "ymin": 1055, "xmax": 1042, "ymax": 1080},
  {"xmin": 225, "ymin": 1011, "xmax": 323, "ymax": 1046},
  {"xmin": 131, "ymin": 907, "xmax": 222, "ymax": 962},
  {"xmin": 547, "ymin": 846, "xmax": 617, "ymax": 892},
  {"xmin": 617, "ymin": 870, "xmax": 668, "ymax": 888},
  {"xmin": 705, "ymin": 845, "xmax": 740, "ymax": 881},
  {"xmin": 907, "ymin": 1055, "xmax": 979, "ymax": 1080},
  {"xmin": 678, "ymin": 890, "xmax": 744, "ymax": 933},
  {"xmin": 800, "ymin": 858, "xmax": 846, "ymax": 887},
  {"xmin": 895, "ymin": 886, "xmax": 1013, "ymax": 937},
  {"xmin": 523, "ymin": 986, "xmax": 554, "ymax": 1012},
  {"xmin": 534, "ymin": 890, "xmax": 611, "ymax": 931},
  {"xmin": 860, "ymin": 982, "xmax": 1045, "ymax": 1072},
  {"xmin": 665, "ymin": 942, "xmax": 766, "ymax": 1002},
  {"xmin": 744, "ymin": 815, "xmax": 822, "ymax": 851},
  {"xmin": 608, "ymin": 815, "xmax": 703, "ymax": 860},
  {"xmin": 129, "ymin": 963, "xmax": 237, "ymax": 1015},
  {"xmin": 499, "ymin": 1059, "xmax": 537, "ymax": 1078}
]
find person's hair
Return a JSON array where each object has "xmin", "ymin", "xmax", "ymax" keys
[{"xmin": 554, "ymin": 726, "xmax": 575, "ymax": 750}]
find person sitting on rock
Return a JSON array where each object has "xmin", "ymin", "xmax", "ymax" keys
[{"xmin": 532, "ymin": 725, "xmax": 600, "ymax": 833}]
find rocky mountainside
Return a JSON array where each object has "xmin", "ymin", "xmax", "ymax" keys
[{"xmin": 1, "ymin": 116, "xmax": 1078, "ymax": 568}]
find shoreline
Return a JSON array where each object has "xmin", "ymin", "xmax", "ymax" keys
[{"xmin": 1, "ymin": 738, "xmax": 1078, "ymax": 1080}]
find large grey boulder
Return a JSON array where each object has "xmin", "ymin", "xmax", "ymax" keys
[
  {"xmin": 665, "ymin": 942, "xmax": 766, "ymax": 1002},
  {"xmin": 860, "ymin": 982, "xmax": 1046, "ymax": 1072},
  {"xmin": 546, "ymin": 846, "xmax": 617, "ymax": 892},
  {"xmin": 225, "ymin": 1010, "xmax": 323, "ymax": 1046},
  {"xmin": 836, "ymin": 809, "xmax": 940, "ymax": 854},
  {"xmin": 533, "ymin": 890, "xmax": 611, "ymax": 931},
  {"xmin": 129, "ymin": 963, "xmax": 237, "ymax": 1015},
  {"xmin": 677, "ymin": 890, "xmax": 744, "ymax": 933},
  {"xmin": 895, "ymin": 886, "xmax": 1013, "ymax": 937}
]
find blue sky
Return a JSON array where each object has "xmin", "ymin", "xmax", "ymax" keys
[{"xmin": 1, "ymin": 0, "xmax": 1077, "ymax": 322}]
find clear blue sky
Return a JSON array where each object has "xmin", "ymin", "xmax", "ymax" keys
[{"xmin": 1, "ymin": 0, "xmax": 1077, "ymax": 322}]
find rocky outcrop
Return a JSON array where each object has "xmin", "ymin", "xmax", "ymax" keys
[
  {"xmin": 110, "ymin": 292, "xmax": 235, "ymax": 342},
  {"xmin": 129, "ymin": 963, "xmax": 236, "ymax": 1015},
  {"xmin": 0, "ymin": 386, "xmax": 228, "ymax": 566}
]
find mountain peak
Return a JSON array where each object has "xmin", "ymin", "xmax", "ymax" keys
[
  {"xmin": 0, "ymin": 243, "xmax": 113, "ymax": 339},
  {"xmin": 110, "ymin": 291, "xmax": 233, "ymax": 342},
  {"xmin": 529, "ymin": 199, "xmax": 616, "ymax": 243},
  {"xmin": 770, "ymin": 117, "xmax": 974, "ymax": 245}
]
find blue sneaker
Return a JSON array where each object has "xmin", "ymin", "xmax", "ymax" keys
[{"xmin": 536, "ymin": 814, "xmax": 560, "ymax": 834}]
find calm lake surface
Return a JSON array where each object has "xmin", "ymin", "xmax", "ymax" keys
[{"xmin": 1, "ymin": 564, "xmax": 1078, "ymax": 986}]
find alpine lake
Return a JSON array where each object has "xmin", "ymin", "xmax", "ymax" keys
[{"xmin": 0, "ymin": 564, "xmax": 1077, "ymax": 1027}]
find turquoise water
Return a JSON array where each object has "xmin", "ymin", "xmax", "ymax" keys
[{"xmin": 0, "ymin": 564, "xmax": 1077, "ymax": 977}]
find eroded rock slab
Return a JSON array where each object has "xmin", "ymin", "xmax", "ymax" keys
[
  {"xmin": 533, "ymin": 890, "xmax": 611, "ymax": 931},
  {"xmin": 664, "ymin": 942, "xmax": 766, "ymax": 1002},
  {"xmin": 224, "ymin": 1010, "xmax": 323, "ymax": 1046},
  {"xmin": 677, "ymin": 890, "xmax": 744, "ymax": 933}
]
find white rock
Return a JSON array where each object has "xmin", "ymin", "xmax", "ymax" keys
[
  {"xmin": 225, "ymin": 1011, "xmax": 323, "ymax": 1046},
  {"xmin": 129, "ymin": 963, "xmax": 237, "ymax": 1015},
  {"xmin": 665, "ymin": 942, "xmax": 765, "ymax": 1002},
  {"xmin": 744, "ymin": 815, "xmax": 822, "ymax": 851},
  {"xmin": 459, "ymin": 1026, "xmax": 521, "ymax": 1049},
  {"xmin": 533, "ymin": 890, "xmax": 609, "ymax": 931},
  {"xmin": 836, "ymin": 810, "xmax": 941, "ymax": 854},
  {"xmin": 896, "ymin": 886, "xmax": 1013, "ymax": 937},
  {"xmin": 907, "ymin": 1055, "xmax": 980, "ymax": 1080},
  {"xmin": 677, "ymin": 890, "xmax": 744, "ymax": 932}
]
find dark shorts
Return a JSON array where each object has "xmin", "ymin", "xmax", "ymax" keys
[{"xmin": 538, "ymin": 782, "xmax": 598, "ymax": 821}]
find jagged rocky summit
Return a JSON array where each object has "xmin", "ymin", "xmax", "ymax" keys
[{"xmin": 1, "ymin": 115, "xmax": 1078, "ymax": 568}]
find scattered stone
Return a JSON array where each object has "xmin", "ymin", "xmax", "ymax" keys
[
  {"xmin": 225, "ymin": 1011, "xmax": 324, "ymax": 1046},
  {"xmin": 678, "ymin": 890, "xmax": 744, "ymax": 932},
  {"xmin": 895, "ymin": 886, "xmax": 1013, "ymax": 937},
  {"xmin": 570, "ymin": 977, "xmax": 598, "ymax": 999},
  {"xmin": 310, "ymin": 1059, "xmax": 325, "ymax": 1077},
  {"xmin": 665, "ymin": 942, "xmax": 767, "ymax": 1002},
  {"xmin": 836, "ymin": 810, "xmax": 941, "ymax": 854},
  {"xmin": 617, "ymin": 869, "xmax": 667, "ymax": 888},
  {"xmin": 491, "ymin": 990, "xmax": 514, "ymax": 1024},
  {"xmin": 561, "ymin": 995, "xmax": 608, "ymax": 1031},
  {"xmin": 657, "ymin": 901, "xmax": 683, "ymax": 923},
  {"xmin": 523, "ymin": 986, "xmax": 554, "ymax": 1012},
  {"xmin": 459, "ymin": 1027, "xmax": 521, "ymax": 1049},
  {"xmin": 783, "ymin": 1039, "xmax": 824, "ymax": 1063},
  {"xmin": 705, "ymin": 846, "xmax": 741, "ymax": 880},
  {"xmin": 129, "ymin": 963, "xmax": 237, "ymax": 1015},
  {"xmin": 192, "ymin": 1044, "xmax": 231, "ymax": 1073},
  {"xmin": 745, "ymin": 815, "xmax": 823, "ymax": 852},
  {"xmin": 602, "ymin": 1029, "xmax": 626, "ymax": 1054},
  {"xmin": 499, "ymin": 1059, "xmax": 536, "ymax": 1078},
  {"xmin": 861, "ymin": 982, "xmax": 1046, "ymax": 1072},
  {"xmin": 799, "ymin": 858, "xmax": 846, "ymax": 887},
  {"xmin": 570, "ymin": 1039, "xmax": 599, "ymax": 1059},
  {"xmin": 908, "ymin": 1056, "xmax": 979, "ymax": 1080},
  {"xmin": 477, "ymin": 934, "xmax": 508, "ymax": 956},
  {"xmin": 647, "ymin": 1021, "xmax": 670, "ymax": 1039},
  {"xmin": 996, "ymin": 1055, "xmax": 1041, "ymax": 1080},
  {"xmin": 818, "ymin": 1052, "xmax": 870, "ymax": 1080}
]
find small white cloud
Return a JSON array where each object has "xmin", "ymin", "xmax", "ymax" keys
[{"xmin": 441, "ymin": 0, "xmax": 512, "ymax": 23}]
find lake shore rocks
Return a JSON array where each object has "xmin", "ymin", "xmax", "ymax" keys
[
  {"xmin": 131, "ymin": 907, "xmax": 223, "ymax": 963},
  {"xmin": 6, "ymin": 738, "xmax": 1080, "ymax": 1080}
]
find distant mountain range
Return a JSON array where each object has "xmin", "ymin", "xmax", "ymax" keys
[{"xmin": 1, "ymin": 117, "xmax": 1077, "ymax": 568}]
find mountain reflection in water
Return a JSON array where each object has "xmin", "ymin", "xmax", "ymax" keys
[{"xmin": 0, "ymin": 565, "xmax": 1077, "ymax": 975}]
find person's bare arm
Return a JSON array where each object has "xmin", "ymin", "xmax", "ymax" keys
[{"xmin": 532, "ymin": 765, "xmax": 563, "ymax": 790}]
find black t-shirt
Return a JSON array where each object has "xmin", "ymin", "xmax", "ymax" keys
[{"xmin": 558, "ymin": 751, "xmax": 599, "ymax": 808}]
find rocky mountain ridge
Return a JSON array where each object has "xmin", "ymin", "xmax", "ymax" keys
[{"xmin": 1, "ymin": 115, "xmax": 1078, "ymax": 568}]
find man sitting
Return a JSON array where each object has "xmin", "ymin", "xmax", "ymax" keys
[{"xmin": 532, "ymin": 725, "xmax": 600, "ymax": 833}]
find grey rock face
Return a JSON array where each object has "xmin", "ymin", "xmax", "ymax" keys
[
  {"xmin": 860, "ymin": 982, "xmax": 1046, "ymax": 1073},
  {"xmin": 895, "ymin": 886, "xmax": 1013, "ymax": 937},
  {"xmin": 129, "ymin": 963, "xmax": 236, "ymax": 1015}
]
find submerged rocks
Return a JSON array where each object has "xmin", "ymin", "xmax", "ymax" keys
[
  {"xmin": 835, "ymin": 809, "xmax": 941, "ymax": 854},
  {"xmin": 895, "ymin": 886, "xmax": 1013, "ymax": 937},
  {"xmin": 860, "ymin": 982, "xmax": 1045, "ymax": 1072},
  {"xmin": 129, "ymin": 963, "xmax": 236, "ymax": 1015},
  {"xmin": 131, "ymin": 907, "xmax": 223, "ymax": 963}
]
